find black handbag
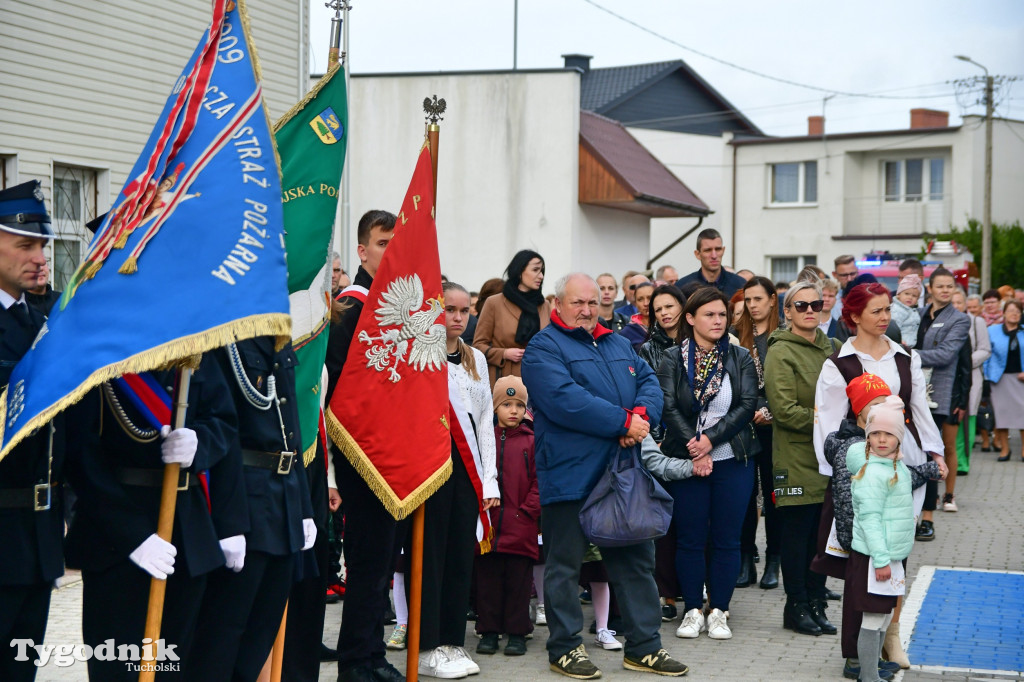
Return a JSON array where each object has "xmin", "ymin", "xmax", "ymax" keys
[
  {"xmin": 976, "ymin": 401, "xmax": 995, "ymax": 432},
  {"xmin": 578, "ymin": 446, "xmax": 674, "ymax": 548}
]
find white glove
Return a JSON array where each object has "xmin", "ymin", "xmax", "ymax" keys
[
  {"xmin": 219, "ymin": 534, "xmax": 246, "ymax": 572},
  {"xmin": 302, "ymin": 518, "xmax": 317, "ymax": 551},
  {"xmin": 160, "ymin": 425, "xmax": 198, "ymax": 468},
  {"xmin": 129, "ymin": 534, "xmax": 176, "ymax": 580}
]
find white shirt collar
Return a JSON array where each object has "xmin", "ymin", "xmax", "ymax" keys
[{"xmin": 0, "ymin": 288, "xmax": 26, "ymax": 310}]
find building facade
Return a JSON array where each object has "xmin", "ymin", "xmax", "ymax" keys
[
  {"xmin": 721, "ymin": 112, "xmax": 1024, "ymax": 282},
  {"xmin": 0, "ymin": 0, "xmax": 308, "ymax": 289}
]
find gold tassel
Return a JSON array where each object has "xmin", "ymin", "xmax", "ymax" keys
[
  {"xmin": 113, "ymin": 230, "xmax": 130, "ymax": 249},
  {"xmin": 84, "ymin": 261, "xmax": 102, "ymax": 281},
  {"xmin": 118, "ymin": 257, "xmax": 138, "ymax": 275}
]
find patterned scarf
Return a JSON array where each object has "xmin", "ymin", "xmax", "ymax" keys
[{"xmin": 681, "ymin": 337, "xmax": 726, "ymax": 410}]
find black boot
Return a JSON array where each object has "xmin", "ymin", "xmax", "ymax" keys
[
  {"xmin": 759, "ymin": 555, "xmax": 780, "ymax": 589},
  {"xmin": 477, "ymin": 633, "xmax": 499, "ymax": 655},
  {"xmin": 808, "ymin": 599, "xmax": 838, "ymax": 635},
  {"xmin": 783, "ymin": 599, "xmax": 823, "ymax": 636},
  {"xmin": 735, "ymin": 552, "xmax": 755, "ymax": 588}
]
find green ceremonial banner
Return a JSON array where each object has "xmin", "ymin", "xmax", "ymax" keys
[{"xmin": 273, "ymin": 64, "xmax": 347, "ymax": 466}]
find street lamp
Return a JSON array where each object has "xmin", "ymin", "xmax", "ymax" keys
[{"xmin": 955, "ymin": 55, "xmax": 993, "ymax": 292}]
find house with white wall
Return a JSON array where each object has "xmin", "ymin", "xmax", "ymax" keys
[
  {"xmin": 719, "ymin": 110, "xmax": 1024, "ymax": 282},
  {"xmin": 343, "ymin": 66, "xmax": 710, "ymax": 291},
  {"xmin": 0, "ymin": 0, "xmax": 308, "ymax": 289}
]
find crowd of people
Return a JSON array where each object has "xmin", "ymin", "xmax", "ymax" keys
[
  {"xmin": 2, "ymin": 174, "xmax": 1022, "ymax": 682},
  {"xmin": 322, "ymin": 225, "xmax": 1024, "ymax": 682}
]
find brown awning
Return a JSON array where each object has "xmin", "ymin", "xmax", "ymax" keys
[{"xmin": 578, "ymin": 111, "xmax": 711, "ymax": 217}]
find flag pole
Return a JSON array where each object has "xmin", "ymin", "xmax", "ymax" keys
[
  {"xmin": 405, "ymin": 94, "xmax": 446, "ymax": 682},
  {"xmin": 139, "ymin": 367, "xmax": 193, "ymax": 682}
]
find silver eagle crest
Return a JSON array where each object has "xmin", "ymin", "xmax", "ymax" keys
[{"xmin": 358, "ymin": 275, "xmax": 446, "ymax": 383}]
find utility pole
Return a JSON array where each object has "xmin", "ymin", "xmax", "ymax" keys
[
  {"xmin": 955, "ymin": 55, "xmax": 993, "ymax": 291},
  {"xmin": 982, "ymin": 73, "xmax": 993, "ymax": 293}
]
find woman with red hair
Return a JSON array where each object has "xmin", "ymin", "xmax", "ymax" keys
[{"xmin": 812, "ymin": 282, "xmax": 947, "ymax": 674}]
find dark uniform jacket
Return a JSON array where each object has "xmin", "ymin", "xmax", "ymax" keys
[
  {"xmin": 214, "ymin": 337, "xmax": 312, "ymax": 556},
  {"xmin": 64, "ymin": 355, "xmax": 241, "ymax": 577},
  {"xmin": 0, "ymin": 303, "xmax": 65, "ymax": 586}
]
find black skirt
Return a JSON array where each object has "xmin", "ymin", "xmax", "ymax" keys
[{"xmin": 843, "ymin": 550, "xmax": 898, "ymax": 614}]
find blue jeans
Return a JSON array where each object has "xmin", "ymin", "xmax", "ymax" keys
[{"xmin": 666, "ymin": 457, "xmax": 756, "ymax": 613}]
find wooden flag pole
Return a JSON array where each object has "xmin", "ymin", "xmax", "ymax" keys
[
  {"xmin": 406, "ymin": 96, "xmax": 445, "ymax": 682},
  {"xmin": 138, "ymin": 367, "xmax": 193, "ymax": 682},
  {"xmin": 269, "ymin": 602, "xmax": 288, "ymax": 682}
]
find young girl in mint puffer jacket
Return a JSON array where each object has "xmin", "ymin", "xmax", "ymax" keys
[{"xmin": 847, "ymin": 396, "xmax": 915, "ymax": 682}]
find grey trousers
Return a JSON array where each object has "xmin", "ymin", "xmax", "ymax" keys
[{"xmin": 541, "ymin": 500, "xmax": 662, "ymax": 662}]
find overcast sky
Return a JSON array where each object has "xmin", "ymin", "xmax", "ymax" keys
[{"xmin": 308, "ymin": 0, "xmax": 1023, "ymax": 137}]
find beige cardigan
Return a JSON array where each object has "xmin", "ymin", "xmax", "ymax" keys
[{"xmin": 472, "ymin": 292, "xmax": 551, "ymax": 387}]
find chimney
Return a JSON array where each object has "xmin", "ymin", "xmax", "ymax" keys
[
  {"xmin": 910, "ymin": 109, "xmax": 949, "ymax": 129},
  {"xmin": 808, "ymin": 115, "xmax": 824, "ymax": 136},
  {"xmin": 562, "ymin": 53, "xmax": 592, "ymax": 73}
]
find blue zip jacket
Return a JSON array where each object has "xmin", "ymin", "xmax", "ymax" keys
[
  {"xmin": 983, "ymin": 324, "xmax": 1024, "ymax": 384},
  {"xmin": 522, "ymin": 313, "xmax": 663, "ymax": 505}
]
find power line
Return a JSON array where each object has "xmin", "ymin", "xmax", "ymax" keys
[{"xmin": 579, "ymin": 0, "xmax": 979, "ymax": 100}]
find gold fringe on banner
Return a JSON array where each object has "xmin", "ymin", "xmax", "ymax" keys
[
  {"xmin": 325, "ymin": 409, "xmax": 452, "ymax": 521},
  {"xmin": 273, "ymin": 64, "xmax": 342, "ymax": 133},
  {"xmin": 301, "ymin": 440, "xmax": 318, "ymax": 469},
  {"xmin": 0, "ymin": 313, "xmax": 291, "ymax": 462}
]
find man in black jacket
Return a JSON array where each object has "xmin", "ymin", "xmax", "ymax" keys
[
  {"xmin": 0, "ymin": 180, "xmax": 65, "ymax": 681},
  {"xmin": 326, "ymin": 210, "xmax": 405, "ymax": 682}
]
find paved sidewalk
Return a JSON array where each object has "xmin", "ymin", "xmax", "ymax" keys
[{"xmin": 34, "ymin": 434, "xmax": 1024, "ymax": 681}]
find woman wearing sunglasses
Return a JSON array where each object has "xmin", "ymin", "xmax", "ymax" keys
[{"xmin": 764, "ymin": 280, "xmax": 840, "ymax": 637}]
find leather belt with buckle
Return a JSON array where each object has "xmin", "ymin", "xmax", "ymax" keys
[
  {"xmin": 115, "ymin": 467, "xmax": 197, "ymax": 491},
  {"xmin": 0, "ymin": 482, "xmax": 60, "ymax": 511},
  {"xmin": 242, "ymin": 449, "xmax": 295, "ymax": 475}
]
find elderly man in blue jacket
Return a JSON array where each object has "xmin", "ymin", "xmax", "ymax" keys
[{"xmin": 522, "ymin": 273, "xmax": 688, "ymax": 680}]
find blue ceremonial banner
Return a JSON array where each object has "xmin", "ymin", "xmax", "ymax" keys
[{"xmin": 0, "ymin": 0, "xmax": 290, "ymax": 459}]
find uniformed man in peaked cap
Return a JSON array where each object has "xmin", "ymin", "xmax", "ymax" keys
[{"xmin": 0, "ymin": 180, "xmax": 66, "ymax": 681}]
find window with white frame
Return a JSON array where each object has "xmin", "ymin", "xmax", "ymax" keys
[
  {"xmin": 883, "ymin": 157, "xmax": 944, "ymax": 202},
  {"xmin": 51, "ymin": 165, "xmax": 100, "ymax": 291},
  {"xmin": 770, "ymin": 255, "xmax": 817, "ymax": 283},
  {"xmin": 770, "ymin": 161, "xmax": 818, "ymax": 205}
]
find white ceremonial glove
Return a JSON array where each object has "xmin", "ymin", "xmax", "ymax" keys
[
  {"xmin": 302, "ymin": 518, "xmax": 317, "ymax": 551},
  {"xmin": 160, "ymin": 425, "xmax": 198, "ymax": 468},
  {"xmin": 219, "ymin": 534, "xmax": 246, "ymax": 572},
  {"xmin": 129, "ymin": 534, "xmax": 177, "ymax": 580}
]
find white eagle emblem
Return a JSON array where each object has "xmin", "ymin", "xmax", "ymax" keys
[{"xmin": 358, "ymin": 275, "xmax": 446, "ymax": 383}]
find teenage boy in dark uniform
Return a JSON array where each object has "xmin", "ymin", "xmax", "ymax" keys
[
  {"xmin": 188, "ymin": 336, "xmax": 316, "ymax": 681},
  {"xmin": 326, "ymin": 210, "xmax": 404, "ymax": 682}
]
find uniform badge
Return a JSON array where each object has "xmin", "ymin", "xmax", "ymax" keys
[
  {"xmin": 506, "ymin": 388, "xmax": 516, "ymax": 396},
  {"xmin": 309, "ymin": 107, "xmax": 343, "ymax": 145},
  {"xmin": 628, "ymin": 365, "xmax": 636, "ymax": 376}
]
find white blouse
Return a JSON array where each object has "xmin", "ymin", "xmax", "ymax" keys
[
  {"xmin": 448, "ymin": 347, "xmax": 499, "ymax": 500},
  {"xmin": 813, "ymin": 336, "xmax": 944, "ymax": 477}
]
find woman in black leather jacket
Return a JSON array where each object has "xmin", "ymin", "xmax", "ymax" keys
[
  {"xmin": 638, "ymin": 285, "xmax": 687, "ymax": 373},
  {"xmin": 656, "ymin": 287, "xmax": 759, "ymax": 641}
]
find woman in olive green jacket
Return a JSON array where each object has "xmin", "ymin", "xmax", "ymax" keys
[{"xmin": 764, "ymin": 280, "xmax": 837, "ymax": 637}]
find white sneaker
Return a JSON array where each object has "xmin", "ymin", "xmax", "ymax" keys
[
  {"xmin": 706, "ymin": 608, "xmax": 732, "ymax": 640},
  {"xmin": 943, "ymin": 495, "xmax": 958, "ymax": 512},
  {"xmin": 675, "ymin": 608, "xmax": 704, "ymax": 638},
  {"xmin": 535, "ymin": 603, "xmax": 547, "ymax": 626},
  {"xmin": 595, "ymin": 628, "xmax": 623, "ymax": 650},
  {"xmin": 419, "ymin": 647, "xmax": 467, "ymax": 679},
  {"xmin": 444, "ymin": 646, "xmax": 480, "ymax": 675}
]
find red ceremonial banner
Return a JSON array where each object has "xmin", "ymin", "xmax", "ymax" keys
[{"xmin": 326, "ymin": 144, "xmax": 451, "ymax": 519}]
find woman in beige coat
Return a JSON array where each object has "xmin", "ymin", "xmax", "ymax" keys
[{"xmin": 473, "ymin": 249, "xmax": 551, "ymax": 386}]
